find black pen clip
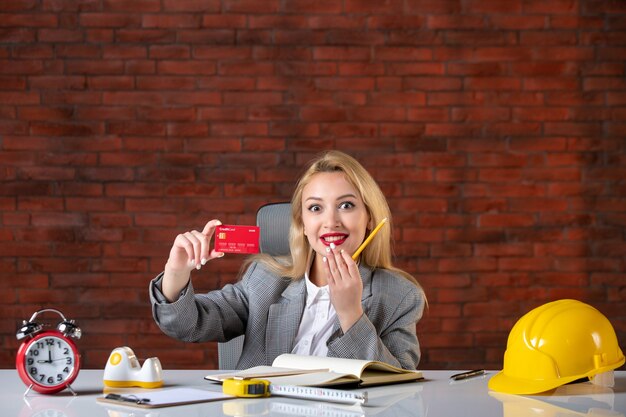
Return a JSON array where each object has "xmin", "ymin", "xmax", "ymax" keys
[{"xmin": 105, "ymin": 393, "xmax": 151, "ymax": 405}]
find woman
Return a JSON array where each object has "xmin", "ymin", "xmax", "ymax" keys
[{"xmin": 149, "ymin": 151, "xmax": 425, "ymax": 369}]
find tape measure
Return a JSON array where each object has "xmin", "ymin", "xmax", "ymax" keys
[
  {"xmin": 222, "ymin": 379, "xmax": 368, "ymax": 405},
  {"xmin": 223, "ymin": 378, "xmax": 270, "ymax": 397}
]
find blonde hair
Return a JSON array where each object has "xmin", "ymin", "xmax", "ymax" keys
[{"xmin": 243, "ymin": 151, "xmax": 418, "ymax": 285}]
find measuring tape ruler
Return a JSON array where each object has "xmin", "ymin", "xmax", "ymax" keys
[
  {"xmin": 270, "ymin": 384, "xmax": 367, "ymax": 405},
  {"xmin": 223, "ymin": 378, "xmax": 368, "ymax": 405}
]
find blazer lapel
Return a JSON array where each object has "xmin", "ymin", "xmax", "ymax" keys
[
  {"xmin": 265, "ymin": 279, "xmax": 306, "ymax": 364},
  {"xmin": 359, "ymin": 263, "xmax": 374, "ymax": 303}
]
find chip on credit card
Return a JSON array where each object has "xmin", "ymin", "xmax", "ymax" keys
[{"xmin": 215, "ymin": 225, "xmax": 260, "ymax": 254}]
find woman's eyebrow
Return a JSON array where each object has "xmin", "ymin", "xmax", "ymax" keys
[
  {"xmin": 304, "ymin": 194, "xmax": 357, "ymax": 202},
  {"xmin": 336, "ymin": 194, "xmax": 357, "ymax": 200}
]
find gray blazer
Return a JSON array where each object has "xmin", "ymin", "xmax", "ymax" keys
[{"xmin": 150, "ymin": 262, "xmax": 425, "ymax": 370}]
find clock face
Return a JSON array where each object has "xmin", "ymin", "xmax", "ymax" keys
[{"xmin": 17, "ymin": 331, "xmax": 80, "ymax": 393}]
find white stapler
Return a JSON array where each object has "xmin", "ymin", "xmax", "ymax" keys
[{"xmin": 103, "ymin": 346, "xmax": 163, "ymax": 388}]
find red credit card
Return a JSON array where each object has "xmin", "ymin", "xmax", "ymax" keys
[{"xmin": 214, "ymin": 225, "xmax": 260, "ymax": 254}]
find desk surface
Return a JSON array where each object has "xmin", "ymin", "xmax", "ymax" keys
[{"xmin": 2, "ymin": 369, "xmax": 625, "ymax": 417}]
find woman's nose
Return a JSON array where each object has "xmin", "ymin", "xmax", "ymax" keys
[{"xmin": 323, "ymin": 211, "xmax": 341, "ymax": 228}]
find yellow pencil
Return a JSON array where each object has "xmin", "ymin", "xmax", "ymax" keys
[{"xmin": 352, "ymin": 217, "xmax": 388, "ymax": 260}]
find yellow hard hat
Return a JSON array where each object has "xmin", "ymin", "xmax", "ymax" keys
[{"xmin": 489, "ymin": 299, "xmax": 625, "ymax": 395}]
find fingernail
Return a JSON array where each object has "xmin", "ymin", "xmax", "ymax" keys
[
  {"xmin": 340, "ymin": 249, "xmax": 344, "ymax": 254},
  {"xmin": 330, "ymin": 243, "xmax": 336, "ymax": 250},
  {"xmin": 196, "ymin": 264, "xmax": 201, "ymax": 270},
  {"xmin": 216, "ymin": 220, "xmax": 222, "ymax": 225},
  {"xmin": 189, "ymin": 259, "xmax": 195, "ymax": 266},
  {"xmin": 323, "ymin": 256, "xmax": 327, "ymax": 263},
  {"xmin": 201, "ymin": 258, "xmax": 207, "ymax": 265},
  {"xmin": 326, "ymin": 247, "xmax": 330, "ymax": 253},
  {"xmin": 218, "ymin": 252, "xmax": 225, "ymax": 258}
]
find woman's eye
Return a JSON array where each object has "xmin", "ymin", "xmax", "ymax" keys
[
  {"xmin": 339, "ymin": 202, "xmax": 355, "ymax": 210},
  {"xmin": 308, "ymin": 204, "xmax": 321, "ymax": 212}
]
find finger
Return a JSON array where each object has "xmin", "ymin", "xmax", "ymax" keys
[
  {"xmin": 333, "ymin": 249, "xmax": 351, "ymax": 280},
  {"xmin": 203, "ymin": 220, "xmax": 224, "ymax": 263},
  {"xmin": 202, "ymin": 219, "xmax": 223, "ymax": 236},
  {"xmin": 339, "ymin": 249, "xmax": 359, "ymax": 281},
  {"xmin": 183, "ymin": 231, "xmax": 202, "ymax": 269},
  {"xmin": 173, "ymin": 234, "xmax": 195, "ymax": 267},
  {"xmin": 328, "ymin": 245, "xmax": 351, "ymax": 282},
  {"xmin": 190, "ymin": 230, "xmax": 209, "ymax": 266},
  {"xmin": 325, "ymin": 247, "xmax": 341, "ymax": 282}
]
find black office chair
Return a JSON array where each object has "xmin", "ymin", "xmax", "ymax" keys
[{"xmin": 217, "ymin": 202, "xmax": 291, "ymax": 369}]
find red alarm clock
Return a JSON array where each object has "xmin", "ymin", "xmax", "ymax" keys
[{"xmin": 16, "ymin": 309, "xmax": 82, "ymax": 396}]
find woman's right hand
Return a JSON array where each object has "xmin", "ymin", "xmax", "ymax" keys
[{"xmin": 162, "ymin": 219, "xmax": 225, "ymax": 301}]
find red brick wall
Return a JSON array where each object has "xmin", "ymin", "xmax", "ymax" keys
[{"xmin": 1, "ymin": 1, "xmax": 624, "ymax": 371}]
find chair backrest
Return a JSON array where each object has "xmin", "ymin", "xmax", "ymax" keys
[
  {"xmin": 217, "ymin": 202, "xmax": 292, "ymax": 370},
  {"xmin": 257, "ymin": 202, "xmax": 292, "ymax": 256}
]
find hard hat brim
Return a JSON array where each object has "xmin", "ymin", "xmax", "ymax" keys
[
  {"xmin": 488, "ymin": 355, "xmax": 625, "ymax": 395},
  {"xmin": 488, "ymin": 371, "xmax": 584, "ymax": 395}
]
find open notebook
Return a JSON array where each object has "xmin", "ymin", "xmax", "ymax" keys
[{"xmin": 206, "ymin": 354, "xmax": 423, "ymax": 387}]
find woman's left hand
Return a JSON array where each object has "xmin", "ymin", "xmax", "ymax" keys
[{"xmin": 324, "ymin": 246, "xmax": 364, "ymax": 332}]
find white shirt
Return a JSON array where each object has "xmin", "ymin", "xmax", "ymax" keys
[{"xmin": 291, "ymin": 272, "xmax": 338, "ymax": 357}]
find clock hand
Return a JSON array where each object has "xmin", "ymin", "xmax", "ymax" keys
[{"xmin": 36, "ymin": 351, "xmax": 53, "ymax": 364}]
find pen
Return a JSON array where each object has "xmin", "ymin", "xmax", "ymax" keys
[
  {"xmin": 450, "ymin": 370, "xmax": 485, "ymax": 381},
  {"xmin": 105, "ymin": 393, "xmax": 151, "ymax": 405},
  {"xmin": 352, "ymin": 217, "xmax": 388, "ymax": 260}
]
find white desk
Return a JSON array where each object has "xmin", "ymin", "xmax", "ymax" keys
[{"xmin": 2, "ymin": 369, "xmax": 625, "ymax": 417}]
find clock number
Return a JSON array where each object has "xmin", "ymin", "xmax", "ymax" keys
[
  {"xmin": 46, "ymin": 338, "xmax": 55, "ymax": 346},
  {"xmin": 63, "ymin": 367, "xmax": 69, "ymax": 373},
  {"xmin": 47, "ymin": 376, "xmax": 54, "ymax": 384},
  {"xmin": 57, "ymin": 374, "xmax": 63, "ymax": 382},
  {"xmin": 27, "ymin": 358, "xmax": 34, "ymax": 365},
  {"xmin": 63, "ymin": 347, "xmax": 69, "ymax": 355},
  {"xmin": 30, "ymin": 367, "xmax": 37, "ymax": 375},
  {"xmin": 30, "ymin": 349, "xmax": 40, "ymax": 356},
  {"xmin": 66, "ymin": 357, "xmax": 73, "ymax": 365}
]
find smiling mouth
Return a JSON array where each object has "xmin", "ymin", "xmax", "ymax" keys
[{"xmin": 320, "ymin": 234, "xmax": 348, "ymax": 246}]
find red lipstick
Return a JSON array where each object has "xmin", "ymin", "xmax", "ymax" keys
[{"xmin": 320, "ymin": 233, "xmax": 348, "ymax": 247}]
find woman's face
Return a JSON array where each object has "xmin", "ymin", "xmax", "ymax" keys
[{"xmin": 301, "ymin": 172, "xmax": 370, "ymax": 261}]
